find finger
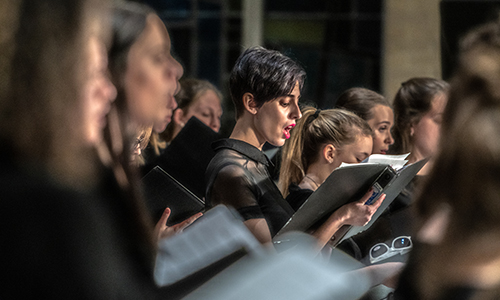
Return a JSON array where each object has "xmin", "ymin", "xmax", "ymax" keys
[
  {"xmin": 357, "ymin": 188, "xmax": 375, "ymax": 204},
  {"xmin": 372, "ymin": 193, "xmax": 386, "ymax": 208},
  {"xmin": 174, "ymin": 212, "xmax": 203, "ymax": 232},
  {"xmin": 156, "ymin": 207, "xmax": 171, "ymax": 229},
  {"xmin": 187, "ymin": 212, "xmax": 203, "ymax": 223}
]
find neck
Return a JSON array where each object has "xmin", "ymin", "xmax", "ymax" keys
[
  {"xmin": 230, "ymin": 117, "xmax": 265, "ymax": 150},
  {"xmin": 407, "ymin": 147, "xmax": 433, "ymax": 176},
  {"xmin": 407, "ymin": 146, "xmax": 427, "ymax": 165},
  {"xmin": 171, "ymin": 124, "xmax": 182, "ymax": 141},
  {"xmin": 300, "ymin": 162, "xmax": 331, "ymax": 191}
]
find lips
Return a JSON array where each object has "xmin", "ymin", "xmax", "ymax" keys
[{"xmin": 283, "ymin": 123, "xmax": 296, "ymax": 139}]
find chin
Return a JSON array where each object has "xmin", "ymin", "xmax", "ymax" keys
[
  {"xmin": 268, "ymin": 139, "xmax": 285, "ymax": 148},
  {"xmin": 154, "ymin": 123, "xmax": 168, "ymax": 133}
]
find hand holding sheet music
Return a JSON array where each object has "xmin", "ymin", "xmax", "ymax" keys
[
  {"xmin": 275, "ymin": 156, "xmax": 427, "ymax": 246},
  {"xmin": 339, "ymin": 189, "xmax": 386, "ymax": 226},
  {"xmin": 153, "ymin": 207, "xmax": 203, "ymax": 242}
]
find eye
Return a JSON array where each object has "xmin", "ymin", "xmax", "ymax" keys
[
  {"xmin": 280, "ymin": 100, "xmax": 290, "ymax": 107},
  {"xmin": 153, "ymin": 52, "xmax": 168, "ymax": 64},
  {"xmin": 378, "ymin": 125, "xmax": 387, "ymax": 132}
]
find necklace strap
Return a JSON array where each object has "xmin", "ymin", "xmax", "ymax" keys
[{"xmin": 305, "ymin": 175, "xmax": 320, "ymax": 189}]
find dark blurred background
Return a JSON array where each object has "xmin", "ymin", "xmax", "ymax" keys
[{"xmin": 133, "ymin": 0, "xmax": 500, "ymax": 137}]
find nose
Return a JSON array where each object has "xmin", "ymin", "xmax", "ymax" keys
[
  {"xmin": 106, "ymin": 78, "xmax": 117, "ymax": 102},
  {"xmin": 172, "ymin": 56, "xmax": 184, "ymax": 80},
  {"xmin": 292, "ymin": 102, "xmax": 302, "ymax": 120},
  {"xmin": 386, "ymin": 132, "xmax": 394, "ymax": 145},
  {"xmin": 169, "ymin": 96, "xmax": 178, "ymax": 110},
  {"xmin": 95, "ymin": 75, "xmax": 116, "ymax": 104},
  {"xmin": 211, "ymin": 117, "xmax": 221, "ymax": 132}
]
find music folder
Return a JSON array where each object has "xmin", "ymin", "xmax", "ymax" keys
[
  {"xmin": 274, "ymin": 159, "xmax": 427, "ymax": 246},
  {"xmin": 156, "ymin": 116, "xmax": 221, "ymax": 199},
  {"xmin": 141, "ymin": 165, "xmax": 205, "ymax": 226}
]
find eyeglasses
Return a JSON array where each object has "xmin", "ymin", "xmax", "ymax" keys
[{"xmin": 369, "ymin": 236, "xmax": 412, "ymax": 264}]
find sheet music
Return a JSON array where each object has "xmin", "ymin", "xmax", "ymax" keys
[
  {"xmin": 184, "ymin": 241, "xmax": 371, "ymax": 300},
  {"xmin": 154, "ymin": 205, "xmax": 264, "ymax": 286},
  {"xmin": 339, "ymin": 153, "xmax": 410, "ymax": 171}
]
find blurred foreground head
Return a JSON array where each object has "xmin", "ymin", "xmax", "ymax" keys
[
  {"xmin": 409, "ymin": 18, "xmax": 500, "ymax": 299},
  {"xmin": 0, "ymin": 0, "xmax": 110, "ymax": 189}
]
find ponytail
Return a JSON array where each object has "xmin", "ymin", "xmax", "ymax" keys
[
  {"xmin": 279, "ymin": 106, "xmax": 372, "ymax": 197},
  {"xmin": 279, "ymin": 106, "xmax": 318, "ymax": 196}
]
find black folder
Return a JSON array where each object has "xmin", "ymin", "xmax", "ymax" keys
[
  {"xmin": 141, "ymin": 166, "xmax": 205, "ymax": 226},
  {"xmin": 274, "ymin": 159, "xmax": 427, "ymax": 245},
  {"xmin": 156, "ymin": 116, "xmax": 221, "ymax": 199}
]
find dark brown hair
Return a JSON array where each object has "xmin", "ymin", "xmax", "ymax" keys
[
  {"xmin": 390, "ymin": 77, "xmax": 449, "ymax": 154},
  {"xmin": 230, "ymin": 46, "xmax": 306, "ymax": 119},
  {"xmin": 335, "ymin": 87, "xmax": 391, "ymax": 121}
]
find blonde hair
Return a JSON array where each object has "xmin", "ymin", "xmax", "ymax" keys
[
  {"xmin": 279, "ymin": 106, "xmax": 373, "ymax": 197},
  {"xmin": 131, "ymin": 125, "xmax": 153, "ymax": 166}
]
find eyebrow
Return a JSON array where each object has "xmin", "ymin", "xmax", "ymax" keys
[
  {"xmin": 147, "ymin": 44, "xmax": 169, "ymax": 54},
  {"xmin": 376, "ymin": 121, "xmax": 391, "ymax": 125}
]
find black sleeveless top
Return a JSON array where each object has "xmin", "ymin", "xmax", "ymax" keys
[{"xmin": 205, "ymin": 139, "xmax": 295, "ymax": 237}]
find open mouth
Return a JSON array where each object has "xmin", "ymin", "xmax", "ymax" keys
[{"xmin": 283, "ymin": 123, "xmax": 296, "ymax": 139}]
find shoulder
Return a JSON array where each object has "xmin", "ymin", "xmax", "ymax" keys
[
  {"xmin": 208, "ymin": 147, "xmax": 248, "ymax": 177},
  {"xmin": 286, "ymin": 183, "xmax": 314, "ymax": 211}
]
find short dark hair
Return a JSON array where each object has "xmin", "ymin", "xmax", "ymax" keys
[{"xmin": 229, "ymin": 46, "xmax": 306, "ymax": 119}]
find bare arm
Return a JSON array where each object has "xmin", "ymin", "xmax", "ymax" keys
[{"xmin": 244, "ymin": 218, "xmax": 273, "ymax": 244}]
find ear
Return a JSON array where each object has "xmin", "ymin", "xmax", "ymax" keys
[
  {"xmin": 242, "ymin": 92, "xmax": 259, "ymax": 115},
  {"xmin": 173, "ymin": 109, "xmax": 185, "ymax": 127},
  {"xmin": 410, "ymin": 126, "xmax": 415, "ymax": 137},
  {"xmin": 322, "ymin": 144, "xmax": 336, "ymax": 164}
]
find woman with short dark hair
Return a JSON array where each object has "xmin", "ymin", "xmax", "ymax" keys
[{"xmin": 205, "ymin": 47, "xmax": 376, "ymax": 248}]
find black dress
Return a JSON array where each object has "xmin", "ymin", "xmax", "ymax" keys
[
  {"xmin": 205, "ymin": 139, "xmax": 295, "ymax": 237},
  {"xmin": 0, "ymin": 147, "xmax": 163, "ymax": 299},
  {"xmin": 285, "ymin": 182, "xmax": 314, "ymax": 212}
]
